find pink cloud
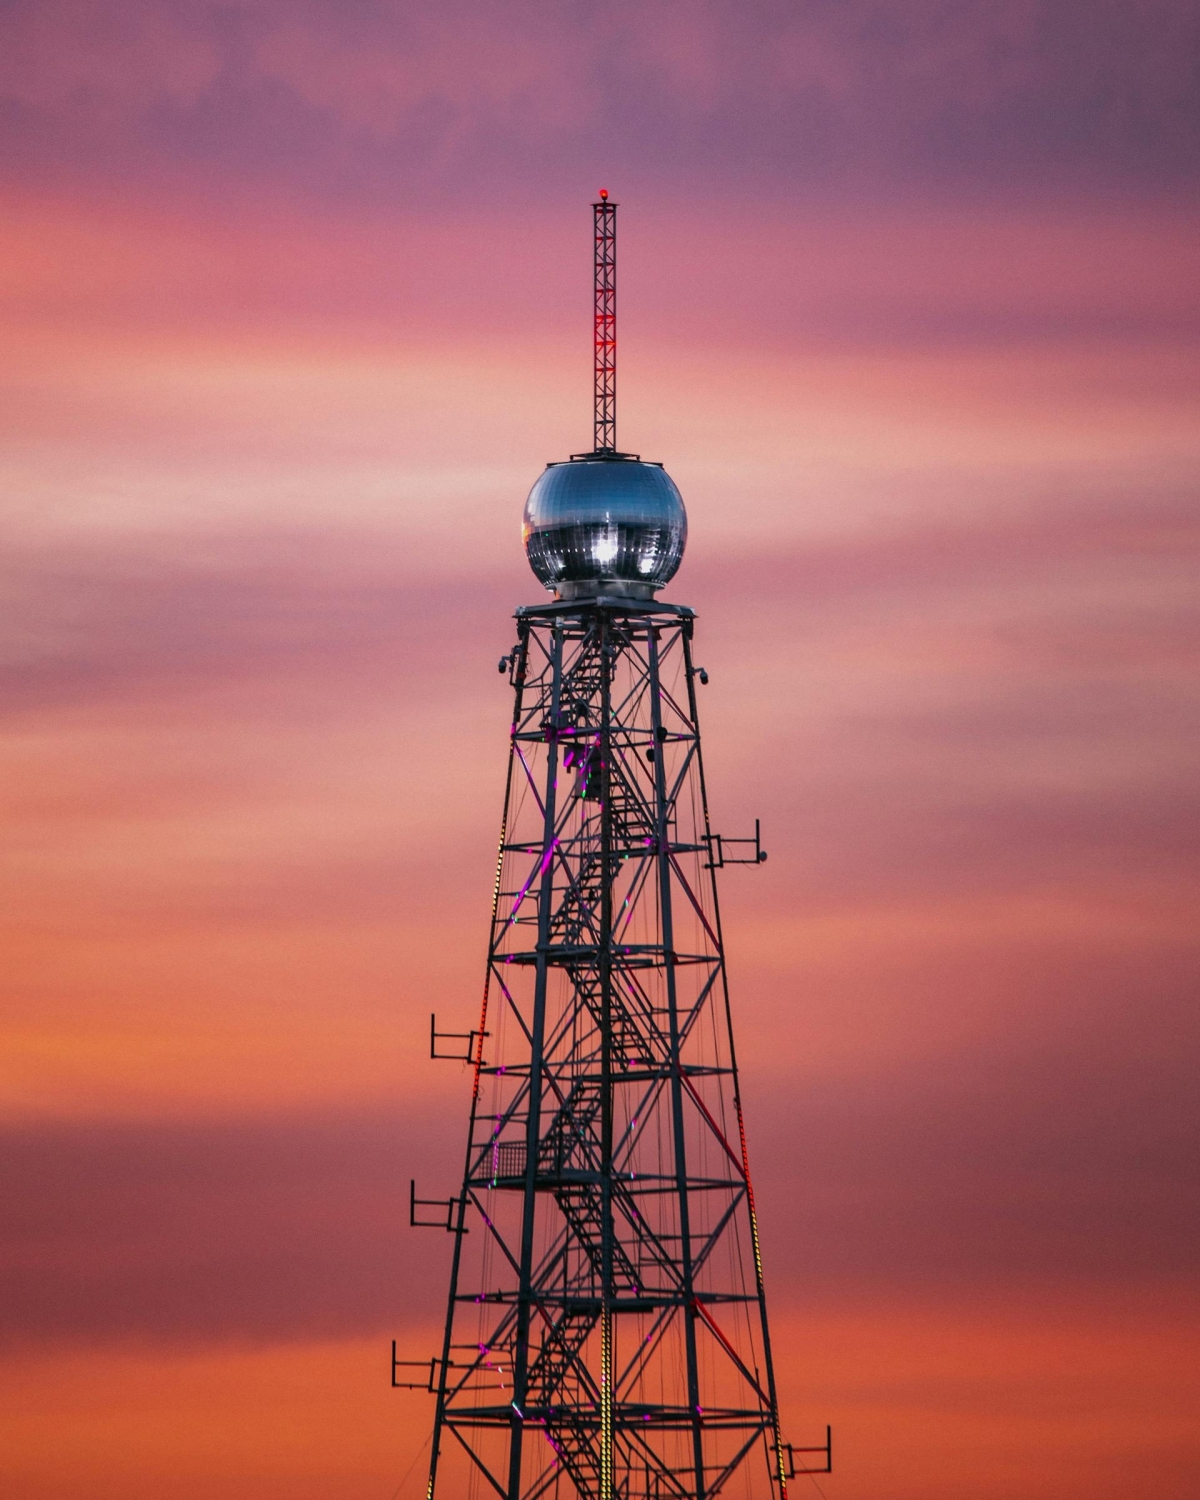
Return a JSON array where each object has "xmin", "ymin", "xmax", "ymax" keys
[
  {"xmin": 0, "ymin": 1, "xmax": 219, "ymax": 111},
  {"xmin": 2, "ymin": 191, "xmax": 1195, "ymax": 354},
  {"xmin": 1, "ymin": 0, "xmax": 1196, "ymax": 202},
  {"xmin": 253, "ymin": 9, "xmax": 590, "ymax": 139}
]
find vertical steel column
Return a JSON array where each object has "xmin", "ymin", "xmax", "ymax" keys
[
  {"xmin": 647, "ymin": 623, "xmax": 707, "ymax": 1498},
  {"xmin": 506, "ymin": 623, "xmax": 566, "ymax": 1498},
  {"xmin": 426, "ymin": 624, "xmax": 530, "ymax": 1500},
  {"xmin": 598, "ymin": 614, "xmax": 615, "ymax": 1498},
  {"xmin": 594, "ymin": 195, "xmax": 617, "ymax": 453},
  {"xmin": 684, "ymin": 624, "xmax": 789, "ymax": 1500}
]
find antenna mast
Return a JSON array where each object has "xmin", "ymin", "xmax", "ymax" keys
[{"xmin": 593, "ymin": 190, "xmax": 617, "ymax": 454}]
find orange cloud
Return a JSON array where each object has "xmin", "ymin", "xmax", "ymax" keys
[{"xmin": 0, "ymin": 1336, "xmax": 433, "ymax": 1500}]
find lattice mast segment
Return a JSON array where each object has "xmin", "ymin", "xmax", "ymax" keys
[{"xmin": 594, "ymin": 191, "xmax": 617, "ymax": 454}]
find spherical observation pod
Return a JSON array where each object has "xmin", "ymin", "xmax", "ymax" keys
[{"xmin": 523, "ymin": 456, "xmax": 687, "ymax": 599}]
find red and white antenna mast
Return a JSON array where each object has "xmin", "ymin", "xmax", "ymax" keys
[{"xmin": 593, "ymin": 189, "xmax": 617, "ymax": 454}]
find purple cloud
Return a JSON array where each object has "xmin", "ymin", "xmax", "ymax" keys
[{"xmin": 0, "ymin": 1, "xmax": 1196, "ymax": 200}]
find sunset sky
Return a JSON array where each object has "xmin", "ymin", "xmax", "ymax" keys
[{"xmin": 2, "ymin": 3, "xmax": 1198, "ymax": 1496}]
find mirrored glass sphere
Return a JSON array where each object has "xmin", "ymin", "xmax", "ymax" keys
[{"xmin": 523, "ymin": 458, "xmax": 687, "ymax": 595}]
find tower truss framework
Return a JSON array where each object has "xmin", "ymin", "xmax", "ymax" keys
[{"xmin": 408, "ymin": 598, "xmax": 807, "ymax": 1499}]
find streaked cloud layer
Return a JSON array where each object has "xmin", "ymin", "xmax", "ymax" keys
[
  {"xmin": 1, "ymin": 2, "xmax": 1197, "ymax": 1496},
  {"xmin": 2, "ymin": 0, "xmax": 1198, "ymax": 198}
]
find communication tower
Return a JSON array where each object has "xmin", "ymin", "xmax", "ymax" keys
[{"xmin": 397, "ymin": 194, "xmax": 829, "ymax": 1499}]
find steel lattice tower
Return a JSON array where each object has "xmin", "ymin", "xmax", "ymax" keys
[{"xmin": 397, "ymin": 195, "xmax": 828, "ymax": 1500}]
